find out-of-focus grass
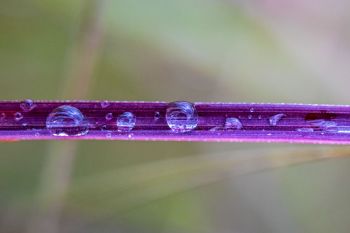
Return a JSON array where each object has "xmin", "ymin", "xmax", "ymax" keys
[{"xmin": 1, "ymin": 0, "xmax": 350, "ymax": 233}]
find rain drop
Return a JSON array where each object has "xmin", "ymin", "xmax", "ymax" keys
[
  {"xmin": 269, "ymin": 113, "xmax": 286, "ymax": 126},
  {"xmin": 117, "ymin": 112, "xmax": 136, "ymax": 132},
  {"xmin": 20, "ymin": 99, "xmax": 35, "ymax": 112},
  {"xmin": 224, "ymin": 117, "xmax": 243, "ymax": 130},
  {"xmin": 46, "ymin": 105, "xmax": 89, "ymax": 136},
  {"xmin": 166, "ymin": 101, "xmax": 198, "ymax": 133}
]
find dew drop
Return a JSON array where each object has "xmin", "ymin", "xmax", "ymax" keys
[
  {"xmin": 224, "ymin": 117, "xmax": 242, "ymax": 130},
  {"xmin": 166, "ymin": 101, "xmax": 198, "ymax": 133},
  {"xmin": 14, "ymin": 112, "xmax": 23, "ymax": 121},
  {"xmin": 105, "ymin": 113, "xmax": 113, "ymax": 121},
  {"xmin": 20, "ymin": 99, "xmax": 35, "ymax": 112},
  {"xmin": 101, "ymin": 101, "xmax": 110, "ymax": 108},
  {"xmin": 269, "ymin": 113, "xmax": 286, "ymax": 126},
  {"xmin": 117, "ymin": 112, "xmax": 136, "ymax": 132},
  {"xmin": 46, "ymin": 105, "xmax": 89, "ymax": 137}
]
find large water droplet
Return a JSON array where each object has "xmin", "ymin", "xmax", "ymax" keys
[
  {"xmin": 269, "ymin": 113, "xmax": 286, "ymax": 126},
  {"xmin": 166, "ymin": 101, "xmax": 198, "ymax": 133},
  {"xmin": 224, "ymin": 117, "xmax": 242, "ymax": 130},
  {"xmin": 14, "ymin": 112, "xmax": 23, "ymax": 121},
  {"xmin": 117, "ymin": 112, "xmax": 136, "ymax": 132},
  {"xmin": 20, "ymin": 99, "xmax": 35, "ymax": 112},
  {"xmin": 46, "ymin": 105, "xmax": 89, "ymax": 136}
]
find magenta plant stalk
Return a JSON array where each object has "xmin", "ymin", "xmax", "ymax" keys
[{"xmin": 1, "ymin": 100, "xmax": 350, "ymax": 144}]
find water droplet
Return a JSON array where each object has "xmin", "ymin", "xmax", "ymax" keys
[
  {"xmin": 154, "ymin": 111, "xmax": 161, "ymax": 120},
  {"xmin": 105, "ymin": 113, "xmax": 113, "ymax": 121},
  {"xmin": 46, "ymin": 105, "xmax": 89, "ymax": 137},
  {"xmin": 224, "ymin": 117, "xmax": 242, "ymax": 130},
  {"xmin": 14, "ymin": 112, "xmax": 23, "ymax": 121},
  {"xmin": 250, "ymin": 108, "xmax": 255, "ymax": 113},
  {"xmin": 248, "ymin": 115, "xmax": 253, "ymax": 120},
  {"xmin": 258, "ymin": 115, "xmax": 262, "ymax": 120},
  {"xmin": 166, "ymin": 101, "xmax": 198, "ymax": 133},
  {"xmin": 101, "ymin": 101, "xmax": 110, "ymax": 108},
  {"xmin": 117, "ymin": 112, "xmax": 136, "ymax": 132},
  {"xmin": 20, "ymin": 99, "xmax": 35, "ymax": 112},
  {"xmin": 0, "ymin": 113, "xmax": 5, "ymax": 121},
  {"xmin": 106, "ymin": 132, "xmax": 112, "ymax": 138},
  {"xmin": 269, "ymin": 113, "xmax": 286, "ymax": 126},
  {"xmin": 296, "ymin": 128, "xmax": 314, "ymax": 133},
  {"xmin": 22, "ymin": 123, "xmax": 28, "ymax": 127}
]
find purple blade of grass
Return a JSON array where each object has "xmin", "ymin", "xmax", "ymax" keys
[{"xmin": 1, "ymin": 100, "xmax": 350, "ymax": 144}]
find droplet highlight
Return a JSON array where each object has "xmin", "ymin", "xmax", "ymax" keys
[
  {"xmin": 269, "ymin": 113, "xmax": 286, "ymax": 126},
  {"xmin": 46, "ymin": 105, "xmax": 89, "ymax": 136},
  {"xmin": 117, "ymin": 112, "xmax": 136, "ymax": 132},
  {"xmin": 166, "ymin": 101, "xmax": 198, "ymax": 133}
]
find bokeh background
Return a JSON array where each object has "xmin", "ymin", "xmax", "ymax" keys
[{"xmin": 1, "ymin": 0, "xmax": 350, "ymax": 232}]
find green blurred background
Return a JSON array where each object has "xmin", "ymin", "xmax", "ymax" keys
[{"xmin": 1, "ymin": 0, "xmax": 350, "ymax": 232}]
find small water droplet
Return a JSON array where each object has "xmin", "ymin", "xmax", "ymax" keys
[
  {"xmin": 117, "ymin": 112, "xmax": 136, "ymax": 132},
  {"xmin": 154, "ymin": 111, "xmax": 161, "ymax": 120},
  {"xmin": 0, "ymin": 113, "xmax": 5, "ymax": 121},
  {"xmin": 22, "ymin": 123, "xmax": 28, "ymax": 127},
  {"xmin": 166, "ymin": 101, "xmax": 198, "ymax": 133},
  {"xmin": 105, "ymin": 113, "xmax": 113, "ymax": 121},
  {"xmin": 250, "ymin": 108, "xmax": 255, "ymax": 113},
  {"xmin": 224, "ymin": 117, "xmax": 242, "ymax": 130},
  {"xmin": 46, "ymin": 105, "xmax": 89, "ymax": 137},
  {"xmin": 106, "ymin": 132, "xmax": 112, "ymax": 138},
  {"xmin": 128, "ymin": 133, "xmax": 133, "ymax": 139},
  {"xmin": 296, "ymin": 128, "xmax": 314, "ymax": 133},
  {"xmin": 269, "ymin": 113, "xmax": 286, "ymax": 126},
  {"xmin": 248, "ymin": 115, "xmax": 253, "ymax": 120},
  {"xmin": 20, "ymin": 99, "xmax": 35, "ymax": 112},
  {"xmin": 14, "ymin": 112, "xmax": 23, "ymax": 121},
  {"xmin": 258, "ymin": 115, "xmax": 262, "ymax": 120},
  {"xmin": 101, "ymin": 101, "xmax": 110, "ymax": 108}
]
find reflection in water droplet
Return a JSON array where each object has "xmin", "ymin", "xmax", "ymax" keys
[
  {"xmin": 166, "ymin": 101, "xmax": 198, "ymax": 133},
  {"xmin": 117, "ymin": 112, "xmax": 136, "ymax": 132},
  {"xmin": 105, "ymin": 113, "xmax": 113, "ymax": 121},
  {"xmin": 296, "ymin": 128, "xmax": 314, "ymax": 133},
  {"xmin": 269, "ymin": 113, "xmax": 286, "ymax": 126},
  {"xmin": 20, "ymin": 99, "xmax": 35, "ymax": 112},
  {"xmin": 46, "ymin": 105, "xmax": 89, "ymax": 136},
  {"xmin": 224, "ymin": 117, "xmax": 242, "ymax": 130},
  {"xmin": 14, "ymin": 112, "xmax": 23, "ymax": 121},
  {"xmin": 101, "ymin": 101, "xmax": 110, "ymax": 108}
]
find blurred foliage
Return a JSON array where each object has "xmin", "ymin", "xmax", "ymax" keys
[{"xmin": 1, "ymin": 0, "xmax": 350, "ymax": 233}]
